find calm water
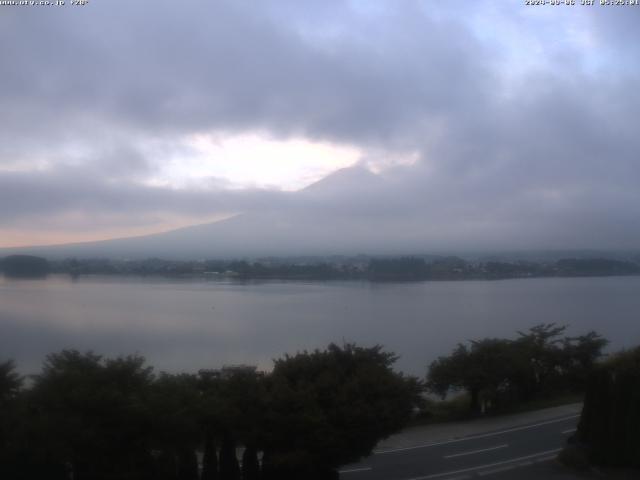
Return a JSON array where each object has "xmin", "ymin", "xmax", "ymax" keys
[{"xmin": 1, "ymin": 275, "xmax": 639, "ymax": 376}]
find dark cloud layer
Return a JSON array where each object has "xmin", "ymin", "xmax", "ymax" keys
[{"xmin": 1, "ymin": 1, "xmax": 640, "ymax": 252}]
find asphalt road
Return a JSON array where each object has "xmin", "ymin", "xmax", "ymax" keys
[{"xmin": 339, "ymin": 414, "xmax": 579, "ymax": 480}]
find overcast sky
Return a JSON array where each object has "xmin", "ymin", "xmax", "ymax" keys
[{"xmin": 1, "ymin": 1, "xmax": 639, "ymax": 251}]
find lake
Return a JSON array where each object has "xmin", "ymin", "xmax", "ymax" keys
[{"xmin": 1, "ymin": 275, "xmax": 639, "ymax": 376}]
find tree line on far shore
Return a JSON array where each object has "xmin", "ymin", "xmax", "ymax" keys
[{"xmin": 2, "ymin": 254, "xmax": 640, "ymax": 281}]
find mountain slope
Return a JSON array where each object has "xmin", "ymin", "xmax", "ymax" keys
[{"xmin": 1, "ymin": 167, "xmax": 412, "ymax": 259}]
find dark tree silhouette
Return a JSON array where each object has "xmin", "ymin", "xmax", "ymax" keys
[
  {"xmin": 577, "ymin": 346, "xmax": 640, "ymax": 468},
  {"xmin": 198, "ymin": 365, "xmax": 267, "ymax": 480},
  {"xmin": 241, "ymin": 445, "xmax": 260, "ymax": 480},
  {"xmin": 27, "ymin": 350, "xmax": 155, "ymax": 480},
  {"xmin": 262, "ymin": 343, "xmax": 421, "ymax": 478},
  {"xmin": 0, "ymin": 360, "xmax": 22, "ymax": 404},
  {"xmin": 2, "ymin": 343, "xmax": 422, "ymax": 479},
  {"xmin": 147, "ymin": 373, "xmax": 201, "ymax": 480},
  {"xmin": 428, "ymin": 339, "xmax": 516, "ymax": 413},
  {"xmin": 427, "ymin": 325, "xmax": 608, "ymax": 413},
  {"xmin": 560, "ymin": 331, "xmax": 609, "ymax": 388},
  {"xmin": 0, "ymin": 360, "xmax": 27, "ymax": 479},
  {"xmin": 219, "ymin": 432, "xmax": 241, "ymax": 480},
  {"xmin": 201, "ymin": 430, "xmax": 219, "ymax": 480}
]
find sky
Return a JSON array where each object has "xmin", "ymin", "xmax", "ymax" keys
[{"xmin": 1, "ymin": 0, "xmax": 639, "ymax": 252}]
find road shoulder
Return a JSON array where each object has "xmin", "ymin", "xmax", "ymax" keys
[{"xmin": 375, "ymin": 403, "xmax": 583, "ymax": 453}]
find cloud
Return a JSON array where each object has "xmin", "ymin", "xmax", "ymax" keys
[
  {"xmin": 1, "ymin": 1, "xmax": 488, "ymax": 145},
  {"xmin": 1, "ymin": 1, "xmax": 639, "ymax": 251}
]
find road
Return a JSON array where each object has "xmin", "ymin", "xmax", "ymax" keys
[{"xmin": 339, "ymin": 412, "xmax": 580, "ymax": 480}]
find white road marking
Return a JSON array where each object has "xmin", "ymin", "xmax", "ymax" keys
[
  {"xmin": 561, "ymin": 428, "xmax": 577, "ymax": 434},
  {"xmin": 477, "ymin": 464, "xmax": 516, "ymax": 476},
  {"xmin": 444, "ymin": 444, "xmax": 508, "ymax": 459},
  {"xmin": 534, "ymin": 455, "xmax": 557, "ymax": 463},
  {"xmin": 339, "ymin": 466, "xmax": 373, "ymax": 474},
  {"xmin": 403, "ymin": 448, "xmax": 562, "ymax": 480},
  {"xmin": 375, "ymin": 415, "xmax": 579, "ymax": 454}
]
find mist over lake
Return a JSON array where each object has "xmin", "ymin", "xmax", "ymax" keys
[{"xmin": 1, "ymin": 275, "xmax": 639, "ymax": 376}]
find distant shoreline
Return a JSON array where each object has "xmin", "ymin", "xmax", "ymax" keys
[
  {"xmin": 3, "ymin": 254, "xmax": 640, "ymax": 282},
  {"xmin": 4, "ymin": 271, "xmax": 640, "ymax": 284}
]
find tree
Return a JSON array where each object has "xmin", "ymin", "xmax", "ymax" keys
[
  {"xmin": 147, "ymin": 373, "xmax": 201, "ymax": 480},
  {"xmin": 219, "ymin": 432, "xmax": 240, "ymax": 480},
  {"xmin": 262, "ymin": 343, "xmax": 421, "ymax": 479},
  {"xmin": 241, "ymin": 445, "xmax": 260, "ymax": 480},
  {"xmin": 576, "ymin": 346, "xmax": 640, "ymax": 468},
  {"xmin": 0, "ymin": 360, "xmax": 28, "ymax": 479},
  {"xmin": 198, "ymin": 370, "xmax": 222, "ymax": 480},
  {"xmin": 560, "ymin": 331, "xmax": 608, "ymax": 390},
  {"xmin": 198, "ymin": 366, "xmax": 266, "ymax": 480},
  {"xmin": 28, "ymin": 350, "xmax": 155, "ymax": 480},
  {"xmin": 427, "ymin": 339, "xmax": 516, "ymax": 413},
  {"xmin": 427, "ymin": 343, "xmax": 471, "ymax": 399},
  {"xmin": 513, "ymin": 323, "xmax": 567, "ymax": 399},
  {"xmin": 0, "ymin": 360, "xmax": 22, "ymax": 404},
  {"xmin": 201, "ymin": 430, "xmax": 219, "ymax": 480},
  {"xmin": 427, "ymin": 325, "xmax": 608, "ymax": 413}
]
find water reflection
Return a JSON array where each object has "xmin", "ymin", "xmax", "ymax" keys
[{"xmin": 1, "ymin": 274, "xmax": 639, "ymax": 375}]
